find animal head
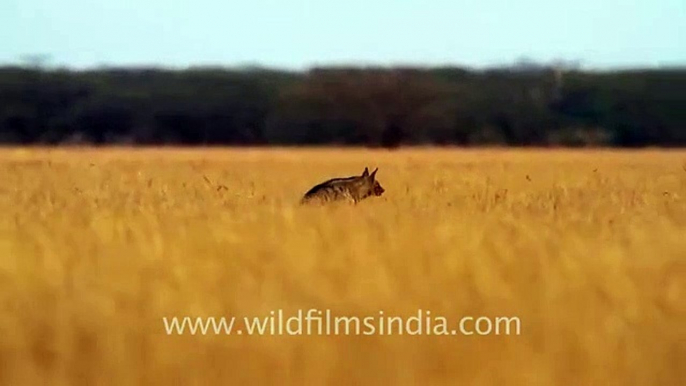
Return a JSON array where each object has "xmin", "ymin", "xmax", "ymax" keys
[
  {"xmin": 358, "ymin": 167, "xmax": 384, "ymax": 199},
  {"xmin": 373, "ymin": 180, "xmax": 385, "ymax": 196}
]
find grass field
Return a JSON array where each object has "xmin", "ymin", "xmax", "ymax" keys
[{"xmin": 1, "ymin": 147, "xmax": 685, "ymax": 385}]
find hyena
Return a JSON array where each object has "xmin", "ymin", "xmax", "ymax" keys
[{"xmin": 300, "ymin": 167, "xmax": 385, "ymax": 205}]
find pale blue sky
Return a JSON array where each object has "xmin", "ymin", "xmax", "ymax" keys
[{"xmin": 2, "ymin": 0, "xmax": 685, "ymax": 70}]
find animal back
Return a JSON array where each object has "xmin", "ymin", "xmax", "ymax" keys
[{"xmin": 301, "ymin": 178, "xmax": 357, "ymax": 204}]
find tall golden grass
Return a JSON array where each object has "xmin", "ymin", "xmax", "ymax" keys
[{"xmin": 1, "ymin": 147, "xmax": 684, "ymax": 385}]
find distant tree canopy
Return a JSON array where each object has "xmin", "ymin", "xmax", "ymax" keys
[{"xmin": 1, "ymin": 65, "xmax": 684, "ymax": 147}]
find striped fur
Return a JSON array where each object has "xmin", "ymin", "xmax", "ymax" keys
[{"xmin": 301, "ymin": 167, "xmax": 385, "ymax": 205}]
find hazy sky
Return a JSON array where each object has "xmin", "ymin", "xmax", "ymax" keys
[{"xmin": 3, "ymin": 0, "xmax": 685, "ymax": 69}]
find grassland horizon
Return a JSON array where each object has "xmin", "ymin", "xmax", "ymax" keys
[{"xmin": 1, "ymin": 146, "xmax": 684, "ymax": 385}]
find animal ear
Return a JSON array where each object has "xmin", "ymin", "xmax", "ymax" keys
[
  {"xmin": 370, "ymin": 167, "xmax": 378, "ymax": 179},
  {"xmin": 362, "ymin": 167, "xmax": 369, "ymax": 177}
]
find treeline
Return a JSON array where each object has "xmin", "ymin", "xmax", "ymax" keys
[{"xmin": 1, "ymin": 65, "xmax": 685, "ymax": 147}]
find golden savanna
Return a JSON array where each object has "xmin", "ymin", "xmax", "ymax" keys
[{"xmin": 1, "ymin": 147, "xmax": 684, "ymax": 385}]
